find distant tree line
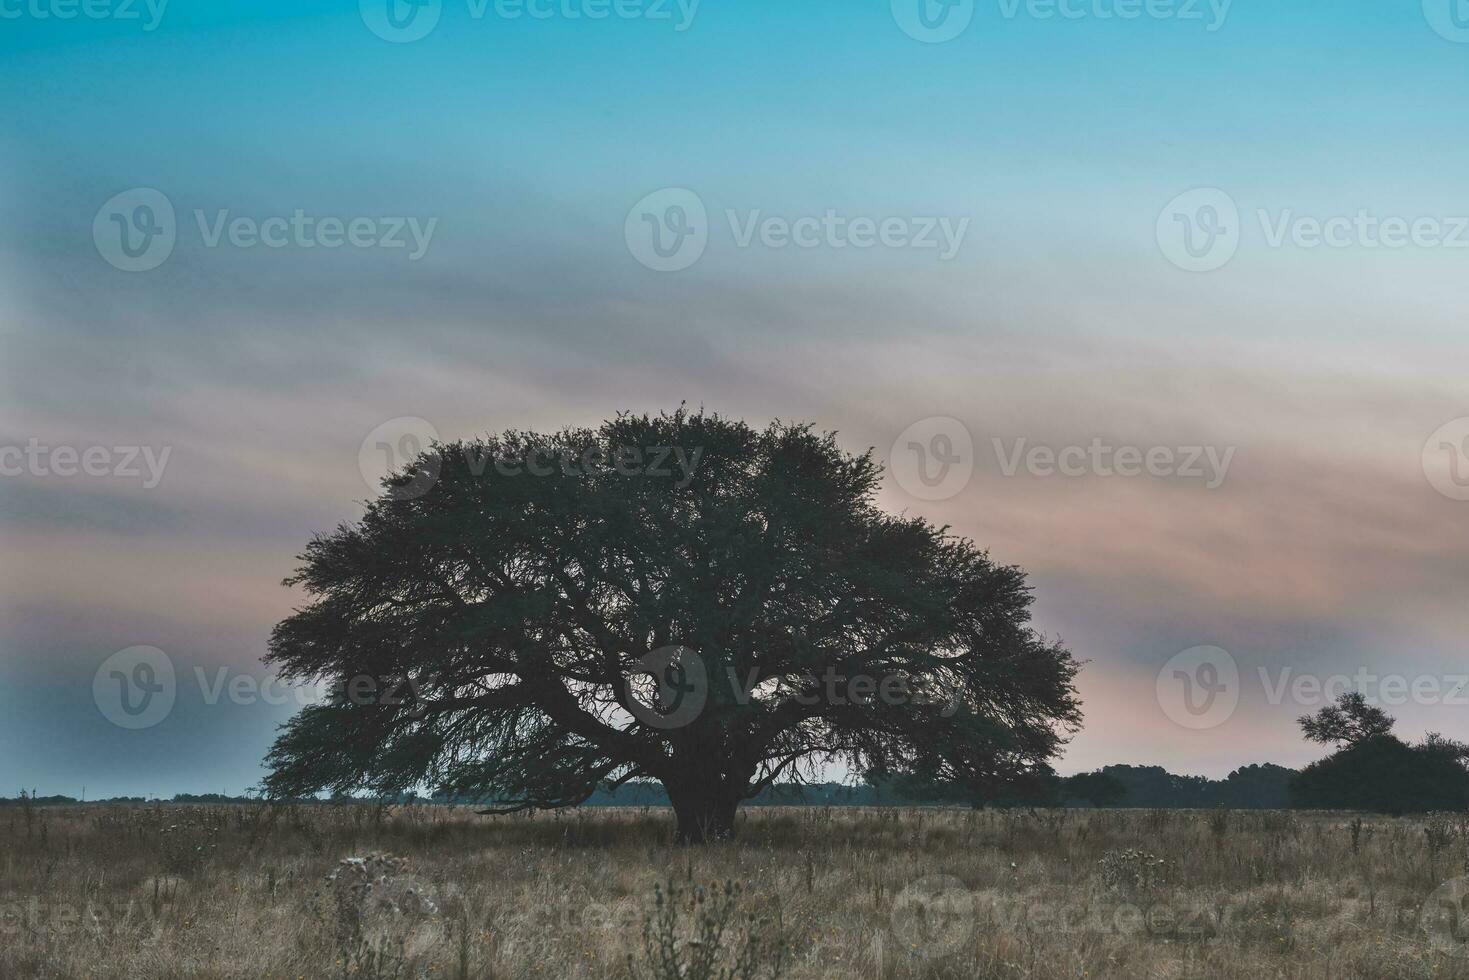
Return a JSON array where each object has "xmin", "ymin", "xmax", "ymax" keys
[
  {"xmin": 868, "ymin": 762, "xmax": 1294, "ymax": 809},
  {"xmin": 9, "ymin": 693, "xmax": 1462, "ymax": 814},
  {"xmin": 1, "ymin": 773, "xmax": 1291, "ymax": 809}
]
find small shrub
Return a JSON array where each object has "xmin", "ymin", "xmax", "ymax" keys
[
  {"xmin": 309, "ymin": 853, "xmax": 444, "ymax": 979},
  {"xmin": 1099, "ymin": 848, "xmax": 1171, "ymax": 893},
  {"xmin": 628, "ymin": 879, "xmax": 788, "ymax": 980}
]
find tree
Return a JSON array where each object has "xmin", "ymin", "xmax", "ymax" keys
[
  {"xmin": 1297, "ymin": 692, "xmax": 1394, "ymax": 747},
  {"xmin": 1290, "ymin": 733, "xmax": 1469, "ymax": 813},
  {"xmin": 1216, "ymin": 764, "xmax": 1293, "ymax": 809},
  {"xmin": 1062, "ymin": 771, "xmax": 1126, "ymax": 808},
  {"xmin": 262, "ymin": 410, "xmax": 1082, "ymax": 842},
  {"xmin": 1292, "ymin": 695, "xmax": 1469, "ymax": 813}
]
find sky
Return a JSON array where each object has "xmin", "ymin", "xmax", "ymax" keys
[{"xmin": 2, "ymin": 0, "xmax": 1468, "ymax": 798}]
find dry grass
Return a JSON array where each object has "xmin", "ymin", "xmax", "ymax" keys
[{"xmin": 4, "ymin": 803, "xmax": 1469, "ymax": 978}]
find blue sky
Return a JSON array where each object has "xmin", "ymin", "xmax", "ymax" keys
[{"xmin": 3, "ymin": 0, "xmax": 1468, "ymax": 797}]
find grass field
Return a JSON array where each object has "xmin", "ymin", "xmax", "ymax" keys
[{"xmin": 4, "ymin": 803, "xmax": 1469, "ymax": 979}]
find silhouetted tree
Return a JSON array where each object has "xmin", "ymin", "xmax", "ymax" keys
[
  {"xmin": 262, "ymin": 410, "xmax": 1081, "ymax": 842},
  {"xmin": 1063, "ymin": 771, "xmax": 1126, "ymax": 808},
  {"xmin": 1216, "ymin": 764, "xmax": 1294, "ymax": 809},
  {"xmin": 1297, "ymin": 692, "xmax": 1394, "ymax": 747},
  {"xmin": 1292, "ymin": 696, "xmax": 1469, "ymax": 813},
  {"xmin": 1290, "ymin": 734, "xmax": 1469, "ymax": 813},
  {"xmin": 1088, "ymin": 765, "xmax": 1211, "ymax": 808}
]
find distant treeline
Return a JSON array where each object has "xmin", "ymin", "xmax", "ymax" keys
[
  {"xmin": 567, "ymin": 763, "xmax": 1296, "ymax": 809},
  {"xmin": 1057, "ymin": 764, "xmax": 1294, "ymax": 809},
  {"xmin": 0, "ymin": 764, "xmax": 1295, "ymax": 810}
]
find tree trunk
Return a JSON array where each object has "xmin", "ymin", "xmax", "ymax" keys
[{"xmin": 665, "ymin": 777, "xmax": 740, "ymax": 844}]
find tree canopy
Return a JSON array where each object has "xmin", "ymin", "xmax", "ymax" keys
[
  {"xmin": 1292, "ymin": 693, "xmax": 1469, "ymax": 813},
  {"xmin": 262, "ymin": 410, "xmax": 1081, "ymax": 841},
  {"xmin": 1296, "ymin": 691, "xmax": 1395, "ymax": 747}
]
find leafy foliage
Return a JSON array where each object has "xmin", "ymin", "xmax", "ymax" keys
[
  {"xmin": 262, "ymin": 410, "xmax": 1081, "ymax": 841},
  {"xmin": 1296, "ymin": 692, "xmax": 1395, "ymax": 747},
  {"xmin": 629, "ymin": 880, "xmax": 787, "ymax": 980},
  {"xmin": 1290, "ymin": 733, "xmax": 1469, "ymax": 813},
  {"xmin": 1292, "ymin": 699, "xmax": 1469, "ymax": 815}
]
